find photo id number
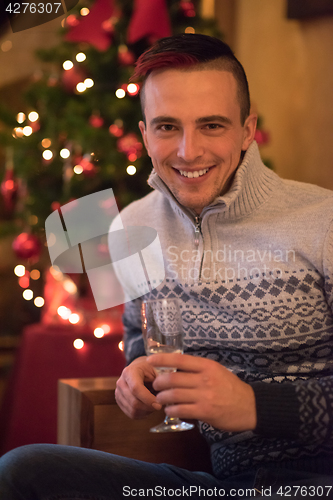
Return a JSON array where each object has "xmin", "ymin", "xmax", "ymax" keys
[
  {"xmin": 5, "ymin": 2, "xmax": 62, "ymax": 14},
  {"xmin": 277, "ymin": 485, "xmax": 332, "ymax": 496}
]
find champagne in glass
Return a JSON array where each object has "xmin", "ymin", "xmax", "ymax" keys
[{"xmin": 141, "ymin": 298, "xmax": 194, "ymax": 432}]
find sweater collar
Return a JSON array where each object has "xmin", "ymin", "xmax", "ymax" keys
[{"xmin": 147, "ymin": 141, "xmax": 280, "ymax": 220}]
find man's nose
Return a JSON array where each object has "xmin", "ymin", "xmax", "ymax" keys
[{"xmin": 176, "ymin": 130, "xmax": 204, "ymax": 162}]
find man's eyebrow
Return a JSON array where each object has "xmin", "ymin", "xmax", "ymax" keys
[
  {"xmin": 196, "ymin": 115, "xmax": 232, "ymax": 126},
  {"xmin": 149, "ymin": 115, "xmax": 233, "ymax": 127},
  {"xmin": 150, "ymin": 116, "xmax": 180, "ymax": 127}
]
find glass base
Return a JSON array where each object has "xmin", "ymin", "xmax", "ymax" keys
[{"xmin": 150, "ymin": 417, "xmax": 194, "ymax": 433}]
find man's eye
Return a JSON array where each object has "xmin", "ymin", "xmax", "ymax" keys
[
  {"xmin": 205, "ymin": 123, "xmax": 222, "ymax": 130},
  {"xmin": 158, "ymin": 124, "xmax": 175, "ymax": 131}
]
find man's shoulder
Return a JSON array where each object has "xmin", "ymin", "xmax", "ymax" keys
[
  {"xmin": 119, "ymin": 190, "xmax": 165, "ymax": 224},
  {"xmin": 279, "ymin": 177, "xmax": 333, "ymax": 210}
]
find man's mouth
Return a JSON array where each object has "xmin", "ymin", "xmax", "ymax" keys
[{"xmin": 178, "ymin": 167, "xmax": 211, "ymax": 178}]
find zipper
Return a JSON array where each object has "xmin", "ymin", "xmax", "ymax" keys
[{"xmin": 194, "ymin": 216, "xmax": 201, "ymax": 246}]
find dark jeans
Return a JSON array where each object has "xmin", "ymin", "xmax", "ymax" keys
[{"xmin": 0, "ymin": 444, "xmax": 332, "ymax": 499}]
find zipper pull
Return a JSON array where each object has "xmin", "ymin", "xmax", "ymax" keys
[{"xmin": 194, "ymin": 216, "xmax": 201, "ymax": 246}]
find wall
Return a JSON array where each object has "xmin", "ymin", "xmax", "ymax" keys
[{"xmin": 229, "ymin": 0, "xmax": 333, "ymax": 189}]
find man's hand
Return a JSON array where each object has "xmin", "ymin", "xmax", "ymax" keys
[
  {"xmin": 147, "ymin": 353, "xmax": 257, "ymax": 432},
  {"xmin": 115, "ymin": 356, "xmax": 162, "ymax": 419}
]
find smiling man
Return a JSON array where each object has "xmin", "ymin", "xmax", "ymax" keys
[
  {"xmin": 138, "ymin": 67, "xmax": 256, "ymax": 214},
  {"xmin": 0, "ymin": 34, "xmax": 332, "ymax": 500}
]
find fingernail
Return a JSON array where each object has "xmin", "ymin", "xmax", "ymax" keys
[{"xmin": 152, "ymin": 402, "xmax": 162, "ymax": 410}]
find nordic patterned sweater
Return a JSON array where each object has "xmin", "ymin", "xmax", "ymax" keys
[{"xmin": 115, "ymin": 141, "xmax": 333, "ymax": 479}]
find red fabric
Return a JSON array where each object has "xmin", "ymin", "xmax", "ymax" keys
[
  {"xmin": 65, "ymin": 0, "xmax": 115, "ymax": 51},
  {"xmin": 127, "ymin": 0, "xmax": 171, "ymax": 45},
  {"xmin": 0, "ymin": 322, "xmax": 125, "ymax": 454}
]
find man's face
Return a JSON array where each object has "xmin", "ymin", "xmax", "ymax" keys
[{"xmin": 139, "ymin": 68, "xmax": 257, "ymax": 215}]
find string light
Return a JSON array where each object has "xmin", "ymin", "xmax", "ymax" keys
[
  {"xmin": 73, "ymin": 165, "xmax": 83, "ymax": 174},
  {"xmin": 84, "ymin": 78, "xmax": 94, "ymax": 88},
  {"xmin": 42, "ymin": 150, "xmax": 53, "ymax": 160},
  {"xmin": 80, "ymin": 7, "xmax": 89, "ymax": 15},
  {"xmin": 76, "ymin": 52, "xmax": 86, "ymax": 62},
  {"xmin": 127, "ymin": 83, "xmax": 139, "ymax": 96},
  {"xmin": 13, "ymin": 127, "xmax": 24, "ymax": 138},
  {"xmin": 185, "ymin": 27, "xmax": 195, "ymax": 34},
  {"xmin": 115, "ymin": 88, "xmax": 126, "ymax": 99},
  {"xmin": 34, "ymin": 297, "xmax": 44, "ymax": 307},
  {"xmin": 101, "ymin": 324, "xmax": 111, "ymax": 334},
  {"xmin": 63, "ymin": 60, "xmax": 74, "ymax": 70},
  {"xmin": 76, "ymin": 82, "xmax": 86, "ymax": 93},
  {"xmin": 94, "ymin": 327, "xmax": 105, "ymax": 338},
  {"xmin": 23, "ymin": 126, "xmax": 33, "ymax": 136},
  {"xmin": 14, "ymin": 265, "xmax": 25, "ymax": 277},
  {"xmin": 60, "ymin": 148, "xmax": 70, "ymax": 159},
  {"xmin": 73, "ymin": 339, "xmax": 84, "ymax": 349},
  {"xmin": 17, "ymin": 112, "xmax": 26, "ymax": 123},
  {"xmin": 57, "ymin": 306, "xmax": 71, "ymax": 320},
  {"xmin": 62, "ymin": 278, "xmax": 77, "ymax": 294},
  {"xmin": 28, "ymin": 111, "xmax": 39, "ymax": 122},
  {"xmin": 30, "ymin": 269, "xmax": 40, "ymax": 280},
  {"xmin": 126, "ymin": 165, "xmax": 136, "ymax": 175},
  {"xmin": 69, "ymin": 313, "xmax": 80, "ymax": 324},
  {"xmin": 41, "ymin": 138, "xmax": 51, "ymax": 148},
  {"xmin": 23, "ymin": 289, "xmax": 33, "ymax": 300},
  {"xmin": 118, "ymin": 341, "xmax": 124, "ymax": 351}
]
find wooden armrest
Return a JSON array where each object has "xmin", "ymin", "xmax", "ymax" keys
[{"xmin": 58, "ymin": 377, "xmax": 211, "ymax": 472}]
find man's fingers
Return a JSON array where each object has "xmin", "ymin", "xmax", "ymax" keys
[{"xmin": 147, "ymin": 353, "xmax": 205, "ymax": 372}]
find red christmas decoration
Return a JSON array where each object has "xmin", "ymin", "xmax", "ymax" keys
[
  {"xmin": 12, "ymin": 233, "xmax": 42, "ymax": 260},
  {"xmin": 255, "ymin": 129, "xmax": 270, "ymax": 146},
  {"xmin": 78, "ymin": 155, "xmax": 97, "ymax": 177},
  {"xmin": 117, "ymin": 133, "xmax": 143, "ymax": 158},
  {"xmin": 127, "ymin": 0, "xmax": 171, "ymax": 45},
  {"xmin": 118, "ymin": 45, "xmax": 135, "ymax": 66},
  {"xmin": 65, "ymin": 0, "xmax": 116, "ymax": 51},
  {"xmin": 89, "ymin": 115, "xmax": 104, "ymax": 128},
  {"xmin": 109, "ymin": 124, "xmax": 124, "ymax": 137},
  {"xmin": 62, "ymin": 66, "xmax": 87, "ymax": 92},
  {"xmin": 1, "ymin": 169, "xmax": 18, "ymax": 214},
  {"xmin": 180, "ymin": 1, "xmax": 196, "ymax": 17}
]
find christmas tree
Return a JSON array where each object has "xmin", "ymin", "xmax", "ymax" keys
[{"xmin": 0, "ymin": 0, "xmax": 222, "ymax": 333}]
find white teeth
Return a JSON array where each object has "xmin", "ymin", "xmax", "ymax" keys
[{"xmin": 179, "ymin": 168, "xmax": 209, "ymax": 178}]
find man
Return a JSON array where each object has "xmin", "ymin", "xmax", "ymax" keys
[{"xmin": 0, "ymin": 34, "xmax": 332, "ymax": 499}]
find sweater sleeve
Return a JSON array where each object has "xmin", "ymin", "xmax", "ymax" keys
[
  {"xmin": 251, "ymin": 376, "xmax": 333, "ymax": 445},
  {"xmin": 252, "ymin": 218, "xmax": 333, "ymax": 444},
  {"xmin": 122, "ymin": 298, "xmax": 145, "ymax": 364}
]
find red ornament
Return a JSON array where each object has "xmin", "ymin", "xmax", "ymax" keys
[
  {"xmin": 62, "ymin": 66, "xmax": 87, "ymax": 92},
  {"xmin": 89, "ymin": 115, "xmax": 104, "ymax": 128},
  {"xmin": 1, "ymin": 169, "xmax": 18, "ymax": 214},
  {"xmin": 79, "ymin": 155, "xmax": 97, "ymax": 177},
  {"xmin": 127, "ymin": 0, "xmax": 171, "ymax": 45},
  {"xmin": 117, "ymin": 133, "xmax": 143, "ymax": 158},
  {"xmin": 255, "ymin": 129, "xmax": 270, "ymax": 146},
  {"xmin": 12, "ymin": 233, "xmax": 42, "ymax": 260},
  {"xmin": 109, "ymin": 124, "xmax": 124, "ymax": 137},
  {"xmin": 118, "ymin": 46, "xmax": 135, "ymax": 66},
  {"xmin": 51, "ymin": 201, "xmax": 61, "ymax": 211},
  {"xmin": 65, "ymin": 0, "xmax": 116, "ymax": 51},
  {"xmin": 180, "ymin": 0, "xmax": 196, "ymax": 17}
]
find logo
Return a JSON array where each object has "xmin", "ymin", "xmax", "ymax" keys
[{"xmin": 45, "ymin": 189, "xmax": 165, "ymax": 311}]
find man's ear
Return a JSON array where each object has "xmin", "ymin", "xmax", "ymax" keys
[
  {"xmin": 241, "ymin": 113, "xmax": 257, "ymax": 151},
  {"xmin": 139, "ymin": 120, "xmax": 150, "ymax": 157}
]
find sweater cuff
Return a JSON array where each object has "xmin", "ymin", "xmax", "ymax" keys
[{"xmin": 251, "ymin": 382, "xmax": 301, "ymax": 439}]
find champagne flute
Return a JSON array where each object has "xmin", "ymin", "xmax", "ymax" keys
[{"xmin": 141, "ymin": 298, "xmax": 194, "ymax": 433}]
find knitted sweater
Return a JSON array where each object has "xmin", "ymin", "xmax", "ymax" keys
[{"xmin": 116, "ymin": 141, "xmax": 333, "ymax": 479}]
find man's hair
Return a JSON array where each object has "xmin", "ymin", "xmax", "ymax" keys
[{"xmin": 132, "ymin": 34, "xmax": 251, "ymax": 125}]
